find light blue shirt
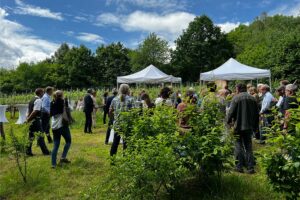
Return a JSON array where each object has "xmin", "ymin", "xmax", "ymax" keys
[
  {"xmin": 260, "ymin": 92, "xmax": 274, "ymax": 113},
  {"xmin": 41, "ymin": 93, "xmax": 51, "ymax": 114}
]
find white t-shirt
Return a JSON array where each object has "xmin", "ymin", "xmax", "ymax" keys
[
  {"xmin": 155, "ymin": 97, "xmax": 173, "ymax": 106},
  {"xmin": 51, "ymin": 114, "xmax": 63, "ymax": 130},
  {"xmin": 33, "ymin": 97, "xmax": 42, "ymax": 111},
  {"xmin": 276, "ymin": 96, "xmax": 284, "ymax": 108}
]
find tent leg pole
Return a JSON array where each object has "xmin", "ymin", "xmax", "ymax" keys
[
  {"xmin": 200, "ymin": 80, "xmax": 202, "ymax": 90},
  {"xmin": 269, "ymin": 76, "xmax": 272, "ymax": 91}
]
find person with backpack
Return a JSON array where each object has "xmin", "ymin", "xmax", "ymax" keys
[
  {"xmin": 50, "ymin": 90, "xmax": 72, "ymax": 168},
  {"xmin": 26, "ymin": 88, "xmax": 50, "ymax": 156}
]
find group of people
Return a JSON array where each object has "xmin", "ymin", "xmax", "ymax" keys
[
  {"xmin": 25, "ymin": 80, "xmax": 298, "ymax": 172},
  {"xmin": 26, "ymin": 87, "xmax": 72, "ymax": 168},
  {"xmin": 101, "ymin": 80, "xmax": 298, "ymax": 174}
]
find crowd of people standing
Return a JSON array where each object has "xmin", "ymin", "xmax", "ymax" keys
[{"xmin": 24, "ymin": 80, "xmax": 298, "ymax": 171}]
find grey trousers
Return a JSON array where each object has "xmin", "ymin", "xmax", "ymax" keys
[{"xmin": 234, "ymin": 130, "xmax": 255, "ymax": 170}]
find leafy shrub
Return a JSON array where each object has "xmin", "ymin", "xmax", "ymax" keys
[
  {"xmin": 6, "ymin": 126, "xmax": 29, "ymax": 183},
  {"xmin": 99, "ymin": 100, "xmax": 233, "ymax": 199},
  {"xmin": 184, "ymin": 99, "xmax": 233, "ymax": 177},
  {"xmin": 261, "ymin": 95, "xmax": 300, "ymax": 199}
]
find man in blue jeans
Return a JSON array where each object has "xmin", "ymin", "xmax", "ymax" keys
[{"xmin": 227, "ymin": 83, "xmax": 259, "ymax": 174}]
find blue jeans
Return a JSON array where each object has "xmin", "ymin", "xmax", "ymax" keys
[{"xmin": 51, "ymin": 126, "xmax": 71, "ymax": 166}]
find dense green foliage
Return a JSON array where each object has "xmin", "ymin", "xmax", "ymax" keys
[
  {"xmin": 1, "ymin": 14, "xmax": 299, "ymax": 94},
  {"xmin": 228, "ymin": 14, "xmax": 300, "ymax": 81},
  {"xmin": 0, "ymin": 110, "xmax": 284, "ymax": 200},
  {"xmin": 171, "ymin": 15, "xmax": 234, "ymax": 82},
  {"xmin": 261, "ymin": 95, "xmax": 300, "ymax": 199},
  {"xmin": 96, "ymin": 97, "xmax": 232, "ymax": 199},
  {"xmin": 96, "ymin": 42, "xmax": 132, "ymax": 86},
  {"xmin": 130, "ymin": 33, "xmax": 170, "ymax": 72}
]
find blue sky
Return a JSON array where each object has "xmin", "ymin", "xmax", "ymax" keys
[{"xmin": 0, "ymin": 0, "xmax": 299, "ymax": 68}]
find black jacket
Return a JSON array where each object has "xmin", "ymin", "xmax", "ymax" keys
[
  {"xmin": 105, "ymin": 95, "xmax": 115, "ymax": 112},
  {"xmin": 227, "ymin": 92, "xmax": 259, "ymax": 132},
  {"xmin": 84, "ymin": 94, "xmax": 94, "ymax": 113},
  {"xmin": 50, "ymin": 98, "xmax": 65, "ymax": 117}
]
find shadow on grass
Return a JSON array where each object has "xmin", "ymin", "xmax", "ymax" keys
[{"xmin": 169, "ymin": 173, "xmax": 283, "ymax": 200}]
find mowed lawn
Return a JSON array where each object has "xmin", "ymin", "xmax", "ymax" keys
[{"xmin": 0, "ymin": 111, "xmax": 284, "ymax": 200}]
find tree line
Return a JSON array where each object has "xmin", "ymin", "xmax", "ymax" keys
[{"xmin": 0, "ymin": 14, "xmax": 299, "ymax": 94}]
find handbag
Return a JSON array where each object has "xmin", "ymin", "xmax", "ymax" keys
[{"xmin": 62, "ymin": 101, "xmax": 74, "ymax": 126}]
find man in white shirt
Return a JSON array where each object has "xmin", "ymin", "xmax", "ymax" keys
[
  {"xmin": 26, "ymin": 88, "xmax": 50, "ymax": 156},
  {"xmin": 260, "ymin": 85, "xmax": 274, "ymax": 114},
  {"xmin": 259, "ymin": 84, "xmax": 274, "ymax": 144}
]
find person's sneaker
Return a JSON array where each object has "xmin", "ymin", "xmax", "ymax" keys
[
  {"xmin": 247, "ymin": 169, "xmax": 255, "ymax": 174},
  {"xmin": 60, "ymin": 158, "xmax": 71, "ymax": 164},
  {"xmin": 51, "ymin": 165, "xmax": 56, "ymax": 169},
  {"xmin": 234, "ymin": 167, "xmax": 244, "ymax": 173}
]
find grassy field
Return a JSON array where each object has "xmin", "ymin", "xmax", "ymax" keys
[{"xmin": 0, "ymin": 111, "xmax": 284, "ymax": 200}]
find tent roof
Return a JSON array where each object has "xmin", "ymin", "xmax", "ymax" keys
[
  {"xmin": 200, "ymin": 58, "xmax": 271, "ymax": 81},
  {"xmin": 117, "ymin": 64, "xmax": 181, "ymax": 84}
]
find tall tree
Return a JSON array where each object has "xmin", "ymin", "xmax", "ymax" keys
[
  {"xmin": 171, "ymin": 15, "xmax": 234, "ymax": 82},
  {"xmin": 52, "ymin": 43, "xmax": 70, "ymax": 64},
  {"xmin": 228, "ymin": 14, "xmax": 300, "ymax": 81},
  {"xmin": 64, "ymin": 45, "xmax": 97, "ymax": 88},
  {"xmin": 96, "ymin": 42, "xmax": 131, "ymax": 86},
  {"xmin": 130, "ymin": 33, "xmax": 170, "ymax": 71}
]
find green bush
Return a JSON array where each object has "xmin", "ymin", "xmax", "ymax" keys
[
  {"xmin": 96, "ymin": 98, "xmax": 233, "ymax": 199},
  {"xmin": 184, "ymin": 99, "xmax": 233, "ymax": 177},
  {"xmin": 261, "ymin": 95, "xmax": 300, "ymax": 199},
  {"xmin": 6, "ymin": 126, "xmax": 30, "ymax": 183}
]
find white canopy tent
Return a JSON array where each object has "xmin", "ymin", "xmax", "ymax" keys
[
  {"xmin": 200, "ymin": 58, "xmax": 272, "ymax": 89},
  {"xmin": 117, "ymin": 64, "xmax": 182, "ymax": 85}
]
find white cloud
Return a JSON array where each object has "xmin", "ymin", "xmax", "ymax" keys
[
  {"xmin": 76, "ymin": 32, "xmax": 105, "ymax": 44},
  {"xmin": 270, "ymin": 1, "xmax": 300, "ymax": 17},
  {"xmin": 0, "ymin": 7, "xmax": 59, "ymax": 68},
  {"xmin": 74, "ymin": 16, "xmax": 88, "ymax": 22},
  {"xmin": 96, "ymin": 13, "xmax": 120, "ymax": 25},
  {"xmin": 14, "ymin": 0, "xmax": 63, "ymax": 20},
  {"xmin": 106, "ymin": 0, "xmax": 187, "ymax": 11},
  {"xmin": 96, "ymin": 11, "xmax": 195, "ymax": 43},
  {"xmin": 217, "ymin": 22, "xmax": 249, "ymax": 33}
]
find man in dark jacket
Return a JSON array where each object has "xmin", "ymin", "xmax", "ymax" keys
[
  {"xmin": 227, "ymin": 83, "xmax": 259, "ymax": 174},
  {"xmin": 26, "ymin": 88, "xmax": 50, "ymax": 156},
  {"xmin": 104, "ymin": 89, "xmax": 118, "ymax": 144},
  {"xmin": 84, "ymin": 89, "xmax": 94, "ymax": 133}
]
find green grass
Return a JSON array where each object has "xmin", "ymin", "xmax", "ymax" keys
[{"xmin": 0, "ymin": 111, "xmax": 284, "ymax": 200}]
